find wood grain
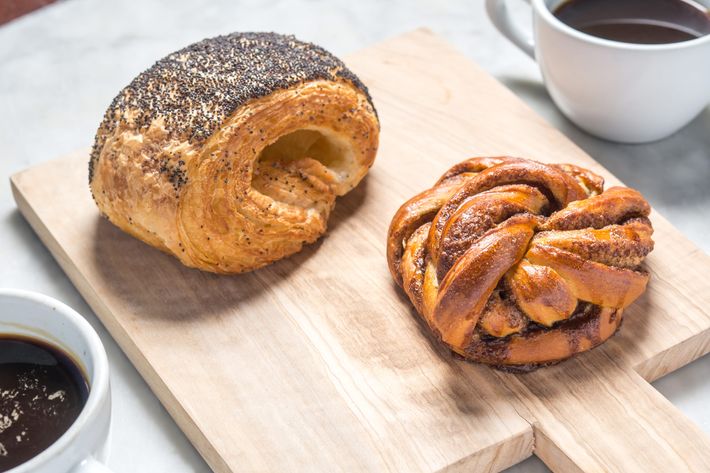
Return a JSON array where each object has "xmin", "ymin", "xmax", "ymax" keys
[{"xmin": 11, "ymin": 29, "xmax": 710, "ymax": 472}]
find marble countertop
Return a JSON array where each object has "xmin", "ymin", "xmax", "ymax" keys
[{"xmin": 1, "ymin": 0, "xmax": 708, "ymax": 471}]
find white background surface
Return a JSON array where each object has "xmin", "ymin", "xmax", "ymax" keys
[{"xmin": 1, "ymin": 1, "xmax": 708, "ymax": 471}]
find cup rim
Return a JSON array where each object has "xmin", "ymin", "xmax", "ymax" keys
[
  {"xmin": 0, "ymin": 289, "xmax": 109, "ymax": 472},
  {"xmin": 533, "ymin": 0, "xmax": 710, "ymax": 51}
]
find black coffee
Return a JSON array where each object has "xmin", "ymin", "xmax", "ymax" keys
[
  {"xmin": 0, "ymin": 336, "xmax": 89, "ymax": 472},
  {"xmin": 554, "ymin": 0, "xmax": 710, "ymax": 44}
]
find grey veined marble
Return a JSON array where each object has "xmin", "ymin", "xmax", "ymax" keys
[{"xmin": 0, "ymin": 1, "xmax": 708, "ymax": 472}]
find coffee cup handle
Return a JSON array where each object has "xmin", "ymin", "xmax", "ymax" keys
[
  {"xmin": 71, "ymin": 457, "xmax": 115, "ymax": 473},
  {"xmin": 485, "ymin": 0, "xmax": 535, "ymax": 59}
]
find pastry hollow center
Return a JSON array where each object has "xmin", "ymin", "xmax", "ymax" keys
[
  {"xmin": 252, "ymin": 128, "xmax": 352, "ymax": 208},
  {"xmin": 258, "ymin": 129, "xmax": 349, "ymax": 171}
]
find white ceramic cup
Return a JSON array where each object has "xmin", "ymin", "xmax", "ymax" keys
[
  {"xmin": 0, "ymin": 290, "xmax": 113, "ymax": 473},
  {"xmin": 486, "ymin": 0, "xmax": 710, "ymax": 143}
]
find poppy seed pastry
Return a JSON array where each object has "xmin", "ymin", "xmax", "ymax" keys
[
  {"xmin": 387, "ymin": 156, "xmax": 654, "ymax": 371},
  {"xmin": 90, "ymin": 32, "xmax": 379, "ymax": 273}
]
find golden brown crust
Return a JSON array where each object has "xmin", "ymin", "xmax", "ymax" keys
[
  {"xmin": 387, "ymin": 157, "xmax": 654, "ymax": 370},
  {"xmin": 90, "ymin": 33, "xmax": 379, "ymax": 273}
]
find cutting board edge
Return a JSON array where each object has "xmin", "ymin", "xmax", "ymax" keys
[
  {"xmin": 435, "ymin": 428, "xmax": 535, "ymax": 473},
  {"xmin": 633, "ymin": 327, "xmax": 710, "ymax": 382}
]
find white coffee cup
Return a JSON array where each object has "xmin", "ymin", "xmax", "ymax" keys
[
  {"xmin": 0, "ymin": 290, "xmax": 113, "ymax": 473},
  {"xmin": 486, "ymin": 0, "xmax": 710, "ymax": 143}
]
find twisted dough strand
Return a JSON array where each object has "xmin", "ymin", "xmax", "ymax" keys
[{"xmin": 387, "ymin": 157, "xmax": 654, "ymax": 370}]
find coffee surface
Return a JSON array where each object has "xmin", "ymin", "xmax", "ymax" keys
[
  {"xmin": 0, "ymin": 337, "xmax": 89, "ymax": 472},
  {"xmin": 554, "ymin": 0, "xmax": 710, "ymax": 44}
]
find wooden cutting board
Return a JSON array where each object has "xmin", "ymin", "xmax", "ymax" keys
[{"xmin": 11, "ymin": 29, "xmax": 710, "ymax": 473}]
